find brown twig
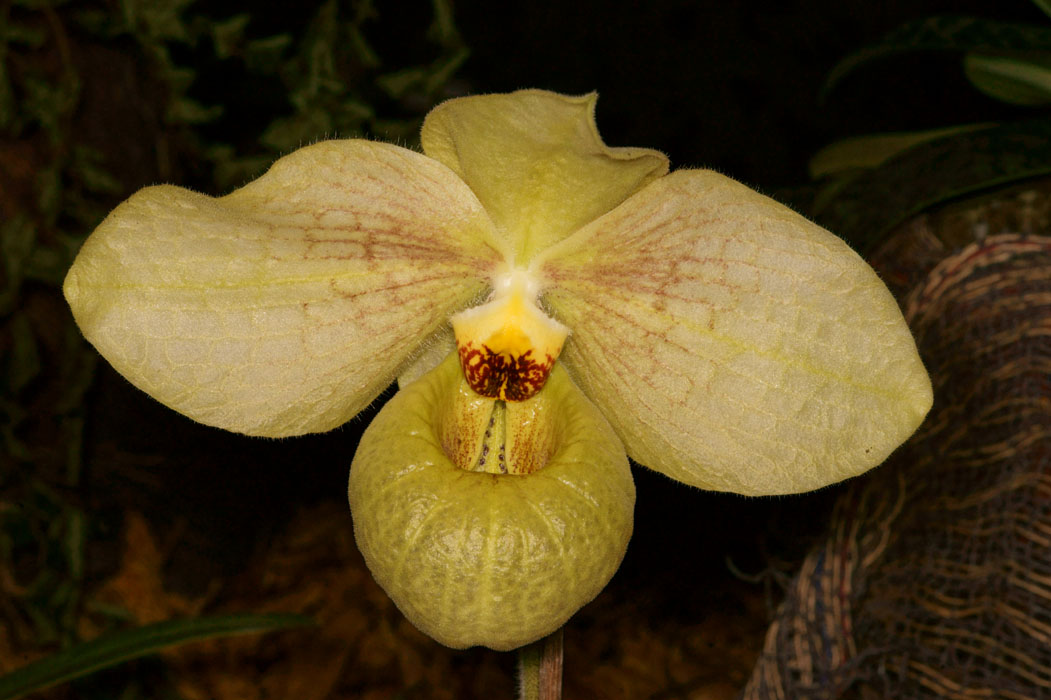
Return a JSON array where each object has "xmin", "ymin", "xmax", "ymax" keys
[
  {"xmin": 539, "ymin": 627, "xmax": 563, "ymax": 700},
  {"xmin": 517, "ymin": 627, "xmax": 564, "ymax": 700}
]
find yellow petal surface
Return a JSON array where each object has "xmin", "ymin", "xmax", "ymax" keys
[
  {"xmin": 420, "ymin": 89, "xmax": 668, "ymax": 263},
  {"xmin": 64, "ymin": 140, "xmax": 501, "ymax": 437},
  {"xmin": 349, "ymin": 353, "xmax": 634, "ymax": 651},
  {"xmin": 536, "ymin": 170, "xmax": 933, "ymax": 496}
]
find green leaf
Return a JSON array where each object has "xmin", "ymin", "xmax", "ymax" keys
[
  {"xmin": 204, "ymin": 144, "xmax": 274, "ymax": 191},
  {"xmin": 824, "ymin": 16, "xmax": 1051, "ymax": 98},
  {"xmin": 22, "ymin": 601, "xmax": 59, "ymax": 646},
  {"xmin": 346, "ymin": 0, "xmax": 381, "ymax": 68},
  {"xmin": 210, "ymin": 13, "xmax": 250, "ymax": 59},
  {"xmin": 424, "ymin": 46, "xmax": 469, "ymax": 95},
  {"xmin": 1033, "ymin": 0, "xmax": 1051, "ymax": 21},
  {"xmin": 71, "ymin": 145, "xmax": 122, "ymax": 194},
  {"xmin": 259, "ymin": 114, "xmax": 323, "ymax": 152},
  {"xmin": 429, "ymin": 0, "xmax": 460, "ymax": 46},
  {"xmin": 161, "ymin": 63, "xmax": 195, "ymax": 94},
  {"xmin": 964, "ymin": 51, "xmax": 1051, "ymax": 104},
  {"xmin": 54, "ymin": 332, "xmax": 97, "ymax": 415},
  {"xmin": 809, "ymin": 171, "xmax": 861, "ymax": 218},
  {"xmin": 26, "ymin": 233, "xmax": 86, "ymax": 287},
  {"xmin": 808, "ymin": 123, "xmax": 995, "ymax": 179},
  {"xmin": 815, "ymin": 119, "xmax": 1051, "ymax": 253},
  {"xmin": 7, "ymin": 312, "xmax": 41, "ymax": 393},
  {"xmin": 0, "ymin": 215, "xmax": 36, "ymax": 314},
  {"xmin": 0, "ymin": 68, "xmax": 12, "ymax": 132},
  {"xmin": 376, "ymin": 66, "xmax": 426, "ymax": 99},
  {"xmin": 0, "ymin": 402, "xmax": 31, "ymax": 461},
  {"xmin": 242, "ymin": 34, "xmax": 292, "ymax": 74},
  {"xmin": 377, "ymin": 47, "xmax": 468, "ymax": 101},
  {"xmin": 0, "ymin": 613, "xmax": 314, "ymax": 700},
  {"xmin": 35, "ymin": 167, "xmax": 65, "ymax": 228},
  {"xmin": 119, "ymin": 0, "xmax": 195, "ymax": 43},
  {"xmin": 63, "ymin": 508, "xmax": 85, "ymax": 581},
  {"xmin": 1, "ymin": 22, "xmax": 47, "ymax": 47},
  {"xmin": 12, "ymin": 0, "xmax": 66, "ymax": 11},
  {"xmin": 166, "ymin": 97, "xmax": 222, "ymax": 125},
  {"xmin": 61, "ymin": 414, "xmax": 85, "ymax": 486}
]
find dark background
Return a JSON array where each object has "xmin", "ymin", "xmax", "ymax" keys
[{"xmin": 453, "ymin": 0, "xmax": 1036, "ymax": 186}]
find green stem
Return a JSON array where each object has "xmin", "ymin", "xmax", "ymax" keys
[{"xmin": 516, "ymin": 627, "xmax": 563, "ymax": 700}]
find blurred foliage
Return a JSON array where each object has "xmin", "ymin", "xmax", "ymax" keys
[
  {"xmin": 811, "ymin": 2, "xmax": 1051, "ymax": 252},
  {"xmin": 0, "ymin": 613, "xmax": 313, "ymax": 700},
  {"xmin": 0, "ymin": 0, "xmax": 466, "ymax": 696}
]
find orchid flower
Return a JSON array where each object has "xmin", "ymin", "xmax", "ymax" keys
[{"xmin": 63, "ymin": 89, "xmax": 932, "ymax": 651}]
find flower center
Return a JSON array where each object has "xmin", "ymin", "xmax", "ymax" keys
[{"xmin": 451, "ymin": 269, "xmax": 568, "ymax": 401}]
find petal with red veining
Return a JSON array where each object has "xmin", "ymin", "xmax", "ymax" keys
[
  {"xmin": 536, "ymin": 169, "xmax": 932, "ymax": 495},
  {"xmin": 64, "ymin": 140, "xmax": 502, "ymax": 437}
]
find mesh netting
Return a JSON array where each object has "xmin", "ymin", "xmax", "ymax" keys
[{"xmin": 742, "ymin": 180, "xmax": 1051, "ymax": 700}]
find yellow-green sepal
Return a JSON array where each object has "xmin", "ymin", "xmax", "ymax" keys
[
  {"xmin": 348, "ymin": 353, "xmax": 634, "ymax": 650},
  {"xmin": 421, "ymin": 89, "xmax": 668, "ymax": 263}
]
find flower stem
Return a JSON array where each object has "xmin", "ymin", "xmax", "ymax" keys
[{"xmin": 516, "ymin": 627, "xmax": 563, "ymax": 700}]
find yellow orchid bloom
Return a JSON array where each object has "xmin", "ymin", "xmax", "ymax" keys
[{"xmin": 63, "ymin": 89, "xmax": 932, "ymax": 652}]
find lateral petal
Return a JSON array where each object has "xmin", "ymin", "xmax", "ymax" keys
[
  {"xmin": 64, "ymin": 140, "xmax": 501, "ymax": 437},
  {"xmin": 536, "ymin": 170, "xmax": 932, "ymax": 495},
  {"xmin": 420, "ymin": 89, "xmax": 668, "ymax": 263}
]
